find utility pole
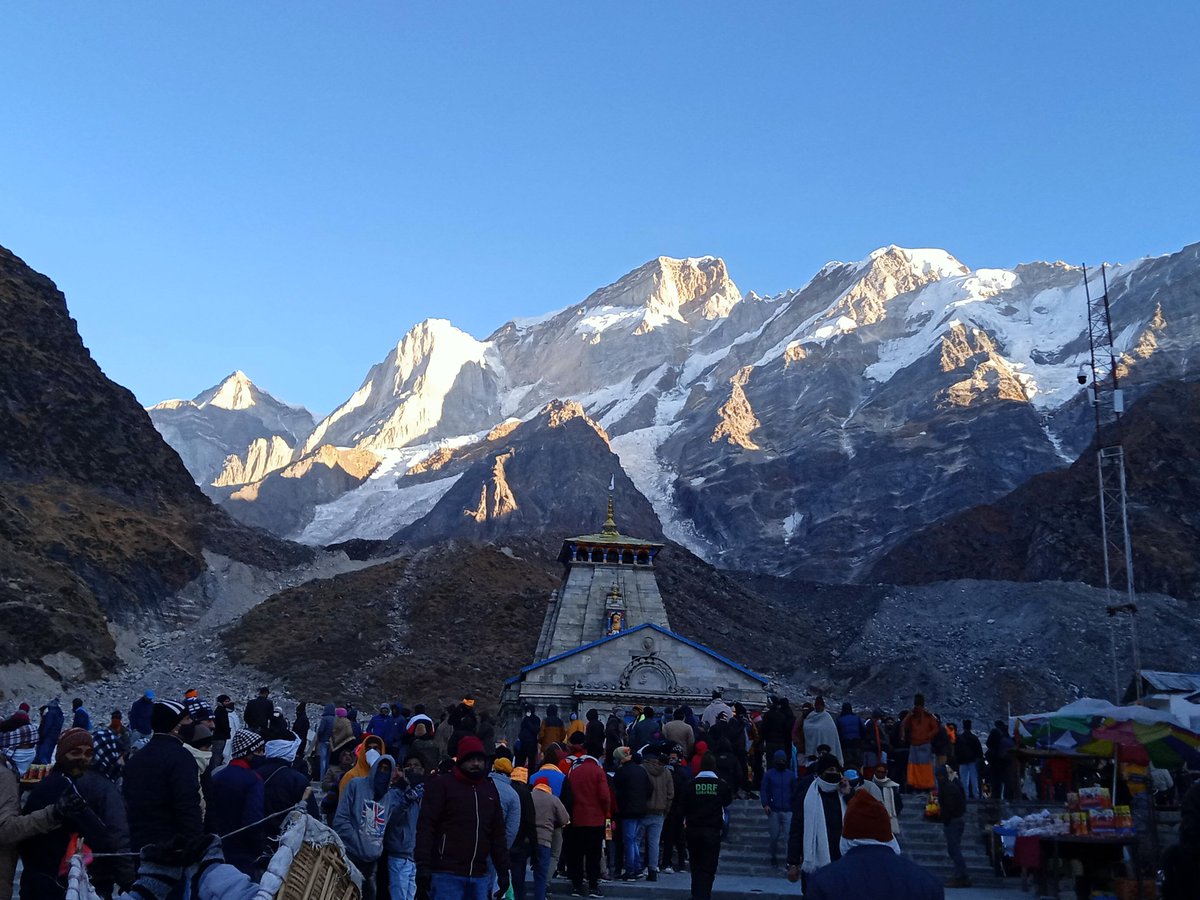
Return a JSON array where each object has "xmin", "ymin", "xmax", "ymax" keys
[{"xmin": 1081, "ymin": 264, "xmax": 1142, "ymax": 704}]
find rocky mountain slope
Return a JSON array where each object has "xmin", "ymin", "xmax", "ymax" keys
[
  {"xmin": 872, "ymin": 380, "xmax": 1200, "ymax": 600},
  {"xmin": 147, "ymin": 371, "xmax": 315, "ymax": 489},
  {"xmin": 156, "ymin": 243, "xmax": 1200, "ymax": 584},
  {"xmin": 0, "ymin": 246, "xmax": 311, "ymax": 687}
]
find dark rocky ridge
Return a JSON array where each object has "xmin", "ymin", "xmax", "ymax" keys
[
  {"xmin": 397, "ymin": 400, "xmax": 664, "ymax": 546},
  {"xmin": 872, "ymin": 380, "xmax": 1200, "ymax": 600},
  {"xmin": 0, "ymin": 245, "xmax": 311, "ymax": 681}
]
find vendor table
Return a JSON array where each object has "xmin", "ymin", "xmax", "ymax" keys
[{"xmin": 1036, "ymin": 834, "xmax": 1142, "ymax": 900}]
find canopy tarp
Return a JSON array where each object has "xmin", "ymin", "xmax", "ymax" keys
[{"xmin": 1013, "ymin": 698, "xmax": 1200, "ymax": 768}]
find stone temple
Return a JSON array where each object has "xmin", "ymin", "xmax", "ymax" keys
[{"xmin": 500, "ymin": 496, "xmax": 768, "ymax": 725}]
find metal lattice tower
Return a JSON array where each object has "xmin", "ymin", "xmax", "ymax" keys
[{"xmin": 1082, "ymin": 264, "xmax": 1142, "ymax": 702}]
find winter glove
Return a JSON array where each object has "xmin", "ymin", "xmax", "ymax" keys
[
  {"xmin": 495, "ymin": 871, "xmax": 510, "ymax": 899},
  {"xmin": 53, "ymin": 789, "xmax": 89, "ymax": 822}
]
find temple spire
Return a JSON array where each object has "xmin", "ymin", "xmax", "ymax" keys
[{"xmin": 602, "ymin": 473, "xmax": 618, "ymax": 536}]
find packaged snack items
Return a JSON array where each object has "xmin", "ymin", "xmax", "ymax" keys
[{"xmin": 1088, "ymin": 807, "xmax": 1115, "ymax": 832}]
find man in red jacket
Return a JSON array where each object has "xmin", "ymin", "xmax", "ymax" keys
[
  {"xmin": 560, "ymin": 747, "xmax": 614, "ymax": 898},
  {"xmin": 415, "ymin": 735, "xmax": 510, "ymax": 900}
]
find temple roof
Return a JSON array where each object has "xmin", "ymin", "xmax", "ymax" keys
[{"xmin": 564, "ymin": 492, "xmax": 663, "ymax": 547}]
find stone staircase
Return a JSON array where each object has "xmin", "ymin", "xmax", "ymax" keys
[
  {"xmin": 550, "ymin": 795, "xmax": 1018, "ymax": 898},
  {"xmin": 895, "ymin": 797, "xmax": 1008, "ymax": 888}
]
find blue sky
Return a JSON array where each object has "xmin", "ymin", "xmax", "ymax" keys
[{"xmin": 2, "ymin": 3, "xmax": 1196, "ymax": 415}]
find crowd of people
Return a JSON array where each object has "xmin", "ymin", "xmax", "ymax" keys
[{"xmin": 0, "ymin": 684, "xmax": 1054, "ymax": 900}]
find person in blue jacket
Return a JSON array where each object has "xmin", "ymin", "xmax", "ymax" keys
[
  {"xmin": 207, "ymin": 729, "xmax": 266, "ymax": 875},
  {"xmin": 761, "ymin": 749, "xmax": 796, "ymax": 867},
  {"xmin": 70, "ymin": 698, "xmax": 92, "ymax": 732},
  {"xmin": 34, "ymin": 700, "xmax": 63, "ymax": 765},
  {"xmin": 836, "ymin": 703, "xmax": 865, "ymax": 770},
  {"xmin": 805, "ymin": 790, "xmax": 943, "ymax": 900},
  {"xmin": 129, "ymin": 690, "xmax": 155, "ymax": 745}
]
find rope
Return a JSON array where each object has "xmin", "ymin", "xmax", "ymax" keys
[{"xmin": 84, "ymin": 801, "xmax": 306, "ymax": 859}]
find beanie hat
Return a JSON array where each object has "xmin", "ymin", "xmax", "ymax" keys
[
  {"xmin": 18, "ymin": 703, "xmax": 30, "ymax": 713},
  {"xmin": 772, "ymin": 749, "xmax": 788, "ymax": 764},
  {"xmin": 151, "ymin": 700, "xmax": 187, "ymax": 734},
  {"xmin": 492, "ymin": 757, "xmax": 513, "ymax": 775},
  {"xmin": 842, "ymin": 790, "xmax": 893, "ymax": 842},
  {"xmin": 456, "ymin": 735, "xmax": 486, "ymax": 760},
  {"xmin": 335, "ymin": 707, "xmax": 348, "ymax": 717},
  {"xmin": 815, "ymin": 753, "xmax": 841, "ymax": 775},
  {"xmin": 185, "ymin": 689, "xmax": 198, "ymax": 699},
  {"xmin": 231, "ymin": 728, "xmax": 265, "ymax": 759},
  {"xmin": 182, "ymin": 723, "xmax": 214, "ymax": 749},
  {"xmin": 57, "ymin": 727, "xmax": 93, "ymax": 758}
]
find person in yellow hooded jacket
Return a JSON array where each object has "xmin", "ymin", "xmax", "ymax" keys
[{"xmin": 340, "ymin": 733, "xmax": 387, "ymax": 794}]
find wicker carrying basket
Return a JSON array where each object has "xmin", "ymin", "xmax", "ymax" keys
[{"xmin": 276, "ymin": 842, "xmax": 360, "ymax": 900}]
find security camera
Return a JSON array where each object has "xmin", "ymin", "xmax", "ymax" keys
[{"xmin": 1077, "ymin": 365, "xmax": 1088, "ymax": 386}]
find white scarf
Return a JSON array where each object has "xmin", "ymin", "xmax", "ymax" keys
[
  {"xmin": 839, "ymin": 836, "xmax": 902, "ymax": 856},
  {"xmin": 184, "ymin": 743, "xmax": 211, "ymax": 774},
  {"xmin": 802, "ymin": 778, "xmax": 845, "ymax": 873}
]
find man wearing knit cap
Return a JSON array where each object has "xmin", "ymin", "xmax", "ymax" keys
[
  {"xmin": 804, "ymin": 791, "xmax": 942, "ymax": 899},
  {"xmin": 123, "ymin": 699, "xmax": 204, "ymax": 851},
  {"xmin": 0, "ymin": 721, "xmax": 68, "ymax": 900},
  {"xmin": 20, "ymin": 728, "xmax": 136, "ymax": 895},
  {"xmin": 415, "ymin": 735, "xmax": 509, "ymax": 900},
  {"xmin": 209, "ymin": 729, "xmax": 267, "ymax": 875},
  {"xmin": 787, "ymin": 753, "xmax": 849, "ymax": 890}
]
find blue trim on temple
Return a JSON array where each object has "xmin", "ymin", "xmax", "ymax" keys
[{"xmin": 504, "ymin": 622, "xmax": 769, "ymax": 686}]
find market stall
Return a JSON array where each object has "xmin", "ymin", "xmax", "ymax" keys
[{"xmin": 993, "ymin": 698, "xmax": 1200, "ymax": 899}]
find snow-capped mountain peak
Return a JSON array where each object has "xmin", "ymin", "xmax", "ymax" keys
[
  {"xmin": 300, "ymin": 317, "xmax": 501, "ymax": 455},
  {"xmin": 857, "ymin": 246, "xmax": 969, "ymax": 280},
  {"xmin": 575, "ymin": 256, "xmax": 741, "ymax": 334},
  {"xmin": 386, "ymin": 318, "xmax": 491, "ymax": 390},
  {"xmin": 197, "ymin": 370, "xmax": 259, "ymax": 411},
  {"xmin": 147, "ymin": 371, "xmax": 316, "ymax": 488}
]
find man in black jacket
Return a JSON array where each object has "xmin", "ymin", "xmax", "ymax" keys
[
  {"xmin": 938, "ymin": 763, "xmax": 970, "ymax": 888},
  {"xmin": 414, "ymin": 736, "xmax": 509, "ymax": 900},
  {"xmin": 956, "ymin": 720, "xmax": 984, "ymax": 799},
  {"xmin": 123, "ymin": 699, "xmax": 203, "ymax": 852},
  {"xmin": 684, "ymin": 751, "xmax": 733, "ymax": 900},
  {"xmin": 662, "ymin": 745, "xmax": 692, "ymax": 873},
  {"xmin": 612, "ymin": 747, "xmax": 651, "ymax": 880},
  {"xmin": 244, "ymin": 688, "xmax": 274, "ymax": 735},
  {"xmin": 211, "ymin": 695, "xmax": 237, "ymax": 773},
  {"xmin": 253, "ymin": 724, "xmax": 318, "ymax": 841}
]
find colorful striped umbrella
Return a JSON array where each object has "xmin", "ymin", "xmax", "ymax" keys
[{"xmin": 1015, "ymin": 700, "xmax": 1200, "ymax": 768}]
